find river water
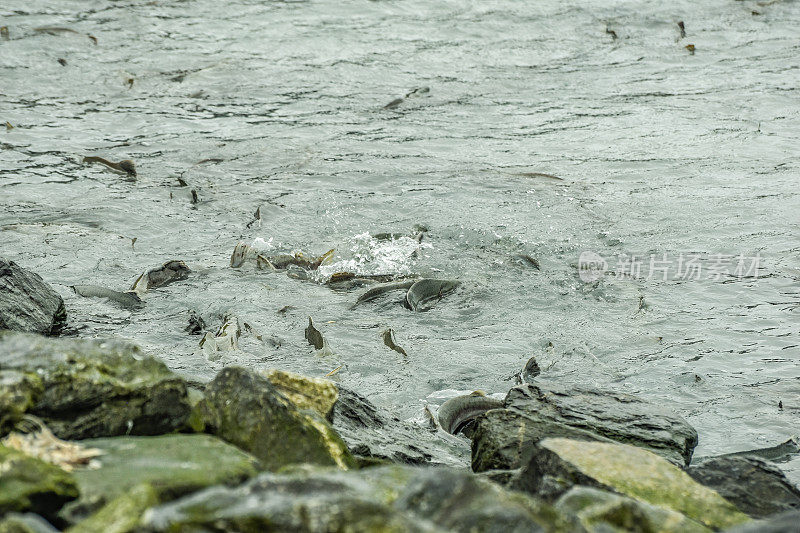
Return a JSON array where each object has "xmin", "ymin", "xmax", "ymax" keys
[{"xmin": 1, "ymin": 0, "xmax": 798, "ymax": 477}]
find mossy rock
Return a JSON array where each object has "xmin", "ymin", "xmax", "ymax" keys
[
  {"xmin": 0, "ymin": 371, "xmax": 43, "ymax": 437},
  {"xmin": 555, "ymin": 486, "xmax": 711, "ymax": 532},
  {"xmin": 191, "ymin": 367, "xmax": 355, "ymax": 471},
  {"xmin": 0, "ymin": 445, "xmax": 78, "ymax": 523},
  {"xmin": 142, "ymin": 465, "xmax": 578, "ymax": 532},
  {"xmin": 65, "ymin": 484, "xmax": 158, "ymax": 533},
  {"xmin": 0, "ymin": 513, "xmax": 60, "ymax": 533},
  {"xmin": 0, "ymin": 332, "xmax": 191, "ymax": 440},
  {"xmin": 59, "ymin": 434, "xmax": 259, "ymax": 525},
  {"xmin": 261, "ymin": 369, "xmax": 338, "ymax": 420},
  {"xmin": 515, "ymin": 438, "xmax": 751, "ymax": 530}
]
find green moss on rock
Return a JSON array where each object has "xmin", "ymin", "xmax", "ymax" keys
[
  {"xmin": 0, "ymin": 332, "xmax": 191, "ymax": 440},
  {"xmin": 59, "ymin": 434, "xmax": 259, "ymax": 525},
  {"xmin": 0, "ymin": 445, "xmax": 78, "ymax": 522},
  {"xmin": 66, "ymin": 484, "xmax": 158, "ymax": 533},
  {"xmin": 518, "ymin": 438, "xmax": 751, "ymax": 530},
  {"xmin": 192, "ymin": 367, "xmax": 355, "ymax": 471}
]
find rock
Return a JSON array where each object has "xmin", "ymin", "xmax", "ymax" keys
[
  {"xmin": 0, "ymin": 332, "xmax": 191, "ymax": 440},
  {"xmin": 514, "ymin": 438, "xmax": 751, "ymax": 530},
  {"xmin": 470, "ymin": 382, "xmax": 698, "ymax": 472},
  {"xmin": 0, "ymin": 259, "xmax": 65, "ymax": 336},
  {"xmin": 142, "ymin": 465, "xmax": 577, "ymax": 532},
  {"xmin": 190, "ymin": 367, "xmax": 355, "ymax": 470},
  {"xmin": 58, "ymin": 434, "xmax": 259, "ymax": 525},
  {"xmin": 722, "ymin": 510, "xmax": 800, "ymax": 533},
  {"xmin": 65, "ymin": 484, "xmax": 157, "ymax": 533},
  {"xmin": 0, "ymin": 445, "xmax": 78, "ymax": 523},
  {"xmin": 0, "ymin": 513, "xmax": 59, "ymax": 533},
  {"xmin": 688, "ymin": 455, "xmax": 800, "ymax": 518},
  {"xmin": 555, "ymin": 486, "xmax": 711, "ymax": 533},
  {"xmin": 0, "ymin": 371, "xmax": 43, "ymax": 437},
  {"xmin": 262, "ymin": 369, "xmax": 338, "ymax": 421},
  {"xmin": 333, "ymin": 387, "xmax": 466, "ymax": 466}
]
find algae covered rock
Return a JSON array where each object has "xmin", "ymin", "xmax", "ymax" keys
[
  {"xmin": 65, "ymin": 484, "xmax": 157, "ymax": 533},
  {"xmin": 688, "ymin": 455, "xmax": 800, "ymax": 518},
  {"xmin": 0, "ymin": 259, "xmax": 66, "ymax": 336},
  {"xmin": 0, "ymin": 513, "xmax": 59, "ymax": 533},
  {"xmin": 58, "ymin": 434, "xmax": 259, "ymax": 525},
  {"xmin": 261, "ymin": 368, "xmax": 338, "ymax": 420},
  {"xmin": 0, "ymin": 445, "xmax": 78, "ymax": 522},
  {"xmin": 0, "ymin": 371, "xmax": 43, "ymax": 437},
  {"xmin": 514, "ymin": 438, "xmax": 750, "ymax": 530},
  {"xmin": 142, "ymin": 465, "xmax": 578, "ymax": 533},
  {"xmin": 470, "ymin": 382, "xmax": 698, "ymax": 472},
  {"xmin": 0, "ymin": 332, "xmax": 191, "ymax": 440},
  {"xmin": 191, "ymin": 366, "xmax": 355, "ymax": 470},
  {"xmin": 555, "ymin": 486, "xmax": 711, "ymax": 533}
]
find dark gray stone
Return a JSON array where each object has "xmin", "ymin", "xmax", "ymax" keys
[
  {"xmin": 470, "ymin": 382, "xmax": 698, "ymax": 472},
  {"xmin": 688, "ymin": 455, "xmax": 800, "ymax": 518},
  {"xmin": 0, "ymin": 259, "xmax": 65, "ymax": 335},
  {"xmin": 722, "ymin": 510, "xmax": 800, "ymax": 533},
  {"xmin": 333, "ymin": 387, "xmax": 467, "ymax": 466}
]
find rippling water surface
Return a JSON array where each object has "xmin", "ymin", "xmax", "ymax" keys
[{"xmin": 2, "ymin": 0, "xmax": 798, "ymax": 475}]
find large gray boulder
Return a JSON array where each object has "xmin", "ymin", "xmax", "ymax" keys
[
  {"xmin": 688, "ymin": 455, "xmax": 800, "ymax": 518},
  {"xmin": 141, "ymin": 465, "xmax": 580, "ymax": 532},
  {"xmin": 0, "ymin": 332, "xmax": 191, "ymax": 439},
  {"xmin": 470, "ymin": 382, "xmax": 698, "ymax": 472},
  {"xmin": 722, "ymin": 510, "xmax": 800, "ymax": 533},
  {"xmin": 0, "ymin": 259, "xmax": 65, "ymax": 336}
]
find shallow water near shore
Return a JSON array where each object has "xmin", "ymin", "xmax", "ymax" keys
[{"xmin": 1, "ymin": 0, "xmax": 798, "ymax": 476}]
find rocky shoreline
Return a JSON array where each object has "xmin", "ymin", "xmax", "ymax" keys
[{"xmin": 2, "ymin": 259, "xmax": 799, "ymax": 532}]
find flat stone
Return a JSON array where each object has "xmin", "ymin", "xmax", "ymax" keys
[{"xmin": 59, "ymin": 434, "xmax": 259, "ymax": 525}]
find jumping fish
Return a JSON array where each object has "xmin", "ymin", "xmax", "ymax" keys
[
  {"xmin": 130, "ymin": 260, "xmax": 190, "ymax": 296},
  {"xmin": 437, "ymin": 391, "xmax": 503, "ymax": 435},
  {"xmin": 71, "ymin": 285, "xmax": 142, "ymax": 309}
]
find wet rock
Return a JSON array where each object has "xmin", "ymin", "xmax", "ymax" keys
[
  {"xmin": 722, "ymin": 510, "xmax": 800, "ymax": 533},
  {"xmin": 66, "ymin": 484, "xmax": 157, "ymax": 533},
  {"xmin": 190, "ymin": 367, "xmax": 355, "ymax": 470},
  {"xmin": 333, "ymin": 387, "xmax": 465, "ymax": 466},
  {"xmin": 555, "ymin": 486, "xmax": 710, "ymax": 533},
  {"xmin": 0, "ymin": 445, "xmax": 78, "ymax": 523},
  {"xmin": 712, "ymin": 437, "xmax": 800, "ymax": 463},
  {"xmin": 470, "ymin": 382, "xmax": 698, "ymax": 472},
  {"xmin": 142, "ymin": 465, "xmax": 576, "ymax": 533},
  {"xmin": 0, "ymin": 371, "xmax": 43, "ymax": 437},
  {"xmin": 58, "ymin": 434, "xmax": 259, "ymax": 526},
  {"xmin": 0, "ymin": 332, "xmax": 191, "ymax": 440},
  {"xmin": 513, "ymin": 438, "xmax": 750, "ymax": 530},
  {"xmin": 262, "ymin": 369, "xmax": 338, "ymax": 421},
  {"xmin": 687, "ymin": 455, "xmax": 800, "ymax": 518},
  {"xmin": 0, "ymin": 259, "xmax": 66, "ymax": 335},
  {"xmin": 0, "ymin": 513, "xmax": 59, "ymax": 533}
]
